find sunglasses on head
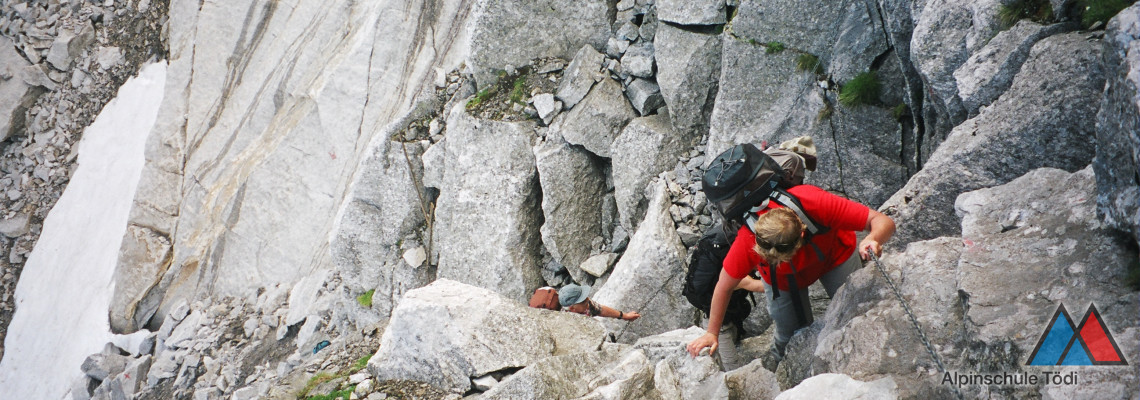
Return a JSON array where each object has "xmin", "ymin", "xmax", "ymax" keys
[{"xmin": 756, "ymin": 237, "xmax": 798, "ymax": 253}]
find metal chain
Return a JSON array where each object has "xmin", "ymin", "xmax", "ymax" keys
[{"xmin": 869, "ymin": 252, "xmax": 964, "ymax": 400}]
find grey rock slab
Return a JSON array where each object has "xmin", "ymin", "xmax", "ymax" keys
[
  {"xmin": 775, "ymin": 374, "xmax": 897, "ymax": 400},
  {"xmin": 910, "ymin": 0, "xmax": 1005, "ymax": 151},
  {"xmin": 593, "ymin": 180, "xmax": 690, "ymax": 343},
  {"xmin": 880, "ymin": 32, "xmax": 1105, "ymax": 246},
  {"xmin": 434, "ymin": 105, "xmax": 544, "ymax": 303},
  {"xmin": 654, "ymin": 24, "xmax": 721, "ymax": 135},
  {"xmin": 81, "ymin": 353, "xmax": 131, "ymax": 381},
  {"xmin": 46, "ymin": 23, "xmax": 94, "ymax": 70},
  {"xmin": 469, "ymin": 0, "xmax": 610, "ymax": 84},
  {"xmin": 330, "ymin": 105, "xmax": 432, "ymax": 318},
  {"xmin": 480, "ymin": 346, "xmax": 656, "ymax": 399},
  {"xmin": 656, "ymin": 0, "xmax": 727, "ymax": 25},
  {"xmin": 652, "ymin": 350, "xmax": 727, "ymax": 400},
  {"xmin": 724, "ymin": 359, "xmax": 781, "ymax": 399},
  {"xmin": 612, "ymin": 113, "xmax": 697, "ymax": 232},
  {"xmin": 624, "ymin": 78, "xmax": 665, "ymax": 116},
  {"xmin": 621, "ymin": 43, "xmax": 655, "ymax": 78},
  {"xmin": 0, "ymin": 36, "xmax": 47, "ymax": 141},
  {"xmin": 553, "ymin": 78, "xmax": 638, "ymax": 158},
  {"xmin": 606, "ymin": 37, "xmax": 631, "ymax": 59},
  {"xmin": 580, "ymin": 253, "xmax": 619, "ymax": 277},
  {"xmin": 826, "ymin": 1, "xmax": 890, "ymax": 84},
  {"xmin": 534, "ymin": 133, "xmax": 607, "ymax": 284},
  {"xmin": 531, "ymin": 93, "xmax": 560, "ymax": 125},
  {"xmin": 109, "ymin": 225, "xmax": 172, "ymax": 333},
  {"xmin": 0, "ymin": 213, "xmax": 30, "ymax": 238},
  {"xmin": 556, "ymin": 45, "xmax": 606, "ymax": 110},
  {"xmin": 1096, "ymin": 3, "xmax": 1140, "ymax": 249},
  {"xmin": 368, "ymin": 279, "xmax": 608, "ymax": 394},
  {"xmin": 954, "ymin": 20, "xmax": 1069, "ymax": 115}
]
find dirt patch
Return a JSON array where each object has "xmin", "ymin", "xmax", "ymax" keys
[{"xmin": 464, "ymin": 58, "xmax": 564, "ymax": 122}]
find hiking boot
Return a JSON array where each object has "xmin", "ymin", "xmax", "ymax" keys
[{"xmin": 761, "ymin": 345, "xmax": 783, "ymax": 372}]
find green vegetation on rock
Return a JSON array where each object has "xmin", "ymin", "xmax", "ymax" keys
[
  {"xmin": 356, "ymin": 289, "xmax": 375, "ymax": 308},
  {"xmin": 839, "ymin": 71, "xmax": 881, "ymax": 107},
  {"xmin": 998, "ymin": 0, "xmax": 1054, "ymax": 28},
  {"xmin": 796, "ymin": 53, "xmax": 824, "ymax": 75},
  {"xmin": 1080, "ymin": 0, "xmax": 1135, "ymax": 28},
  {"xmin": 765, "ymin": 41, "xmax": 786, "ymax": 54}
]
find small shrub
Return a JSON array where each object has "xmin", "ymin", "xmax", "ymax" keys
[
  {"xmin": 356, "ymin": 289, "xmax": 375, "ymax": 308},
  {"xmin": 796, "ymin": 53, "xmax": 824, "ymax": 75},
  {"xmin": 839, "ymin": 71, "xmax": 881, "ymax": 107},
  {"xmin": 465, "ymin": 88, "xmax": 496, "ymax": 110},
  {"xmin": 1080, "ymin": 0, "xmax": 1135, "ymax": 28},
  {"xmin": 305, "ymin": 385, "xmax": 357, "ymax": 400},
  {"xmin": 298, "ymin": 373, "xmax": 335, "ymax": 398},
  {"xmin": 892, "ymin": 103, "xmax": 910, "ymax": 121},
  {"xmin": 765, "ymin": 41, "xmax": 786, "ymax": 54},
  {"xmin": 509, "ymin": 76, "xmax": 527, "ymax": 104},
  {"xmin": 351, "ymin": 355, "xmax": 372, "ymax": 373},
  {"xmin": 998, "ymin": 0, "xmax": 1054, "ymax": 28}
]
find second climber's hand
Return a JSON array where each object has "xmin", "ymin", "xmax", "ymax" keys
[{"xmin": 686, "ymin": 332, "xmax": 718, "ymax": 358}]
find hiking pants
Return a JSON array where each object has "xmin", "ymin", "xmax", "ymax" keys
[{"xmin": 764, "ymin": 249, "xmax": 863, "ymax": 356}]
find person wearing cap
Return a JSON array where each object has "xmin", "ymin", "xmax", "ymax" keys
[{"xmin": 558, "ymin": 284, "xmax": 641, "ymax": 321}]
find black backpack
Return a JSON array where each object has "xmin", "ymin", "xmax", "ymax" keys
[{"xmin": 681, "ymin": 224, "xmax": 754, "ymax": 334}]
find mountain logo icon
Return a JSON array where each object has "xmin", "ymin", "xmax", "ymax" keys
[{"xmin": 1026, "ymin": 303, "xmax": 1128, "ymax": 366}]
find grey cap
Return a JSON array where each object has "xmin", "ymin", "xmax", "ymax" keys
[{"xmin": 558, "ymin": 284, "xmax": 591, "ymax": 307}]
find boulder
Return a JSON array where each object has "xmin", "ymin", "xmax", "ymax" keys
[
  {"xmin": 622, "ymin": 42, "xmax": 655, "ymax": 79},
  {"xmin": 881, "ymin": 32, "xmax": 1106, "ymax": 246},
  {"xmin": 532, "ymin": 93, "xmax": 561, "ymax": 125},
  {"xmin": 368, "ymin": 280, "xmax": 608, "ymax": 394},
  {"xmin": 625, "ymin": 78, "xmax": 665, "ymax": 116},
  {"xmin": 433, "ymin": 105, "xmax": 544, "ymax": 302},
  {"xmin": 592, "ymin": 180, "xmax": 691, "ymax": 342},
  {"xmin": 556, "ymin": 45, "xmax": 606, "ymax": 110},
  {"xmin": 46, "ymin": 23, "xmax": 95, "ymax": 71},
  {"xmin": 652, "ymin": 349, "xmax": 728, "ymax": 400},
  {"xmin": 81, "ymin": 353, "xmax": 131, "ymax": 382},
  {"xmin": 954, "ymin": 20, "xmax": 1069, "ymax": 116},
  {"xmin": 612, "ymin": 113, "xmax": 697, "ymax": 232},
  {"xmin": 468, "ymin": 0, "xmax": 611, "ymax": 85},
  {"xmin": 534, "ymin": 132, "xmax": 608, "ymax": 284},
  {"xmin": 1096, "ymin": 4, "xmax": 1140, "ymax": 248},
  {"xmin": 654, "ymin": 24, "xmax": 721, "ymax": 135},
  {"xmin": 656, "ymin": 0, "xmax": 727, "ymax": 25},
  {"xmin": 0, "ymin": 36, "xmax": 48, "ymax": 141},
  {"xmin": 479, "ymin": 346, "xmax": 658, "ymax": 399},
  {"xmin": 910, "ymin": 0, "xmax": 1004, "ymax": 153},
  {"xmin": 724, "ymin": 359, "xmax": 781, "ymax": 400},
  {"xmin": 580, "ymin": 253, "xmax": 619, "ymax": 277},
  {"xmin": 552, "ymin": 78, "xmax": 638, "ymax": 158},
  {"xmin": 775, "ymin": 374, "xmax": 897, "ymax": 400}
]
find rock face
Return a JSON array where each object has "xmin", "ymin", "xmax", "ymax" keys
[
  {"xmin": 612, "ymin": 113, "xmax": 697, "ymax": 232},
  {"xmin": 468, "ymin": 0, "xmax": 610, "ymax": 83},
  {"xmin": 881, "ymin": 32, "xmax": 1106, "ymax": 246},
  {"xmin": 592, "ymin": 180, "xmax": 691, "ymax": 343},
  {"xmin": 953, "ymin": 21, "xmax": 1068, "ymax": 116},
  {"xmin": 368, "ymin": 279, "xmax": 607, "ymax": 394},
  {"xmin": 432, "ymin": 106, "xmax": 543, "ymax": 303},
  {"xmin": 786, "ymin": 167, "xmax": 1139, "ymax": 398},
  {"xmin": 534, "ymin": 132, "xmax": 608, "ymax": 284},
  {"xmin": 1096, "ymin": 4, "xmax": 1140, "ymax": 248},
  {"xmin": 654, "ymin": 24, "xmax": 721, "ymax": 136},
  {"xmin": 329, "ymin": 105, "xmax": 434, "ymax": 318},
  {"xmin": 110, "ymin": 0, "xmax": 476, "ymax": 332},
  {"xmin": 910, "ymin": 0, "xmax": 1004, "ymax": 153},
  {"xmin": 656, "ymin": 0, "xmax": 727, "ymax": 25}
]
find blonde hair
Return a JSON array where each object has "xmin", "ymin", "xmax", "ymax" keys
[{"xmin": 751, "ymin": 208, "xmax": 805, "ymax": 265}]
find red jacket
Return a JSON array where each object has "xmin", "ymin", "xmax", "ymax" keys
[{"xmin": 721, "ymin": 185, "xmax": 869, "ymax": 291}]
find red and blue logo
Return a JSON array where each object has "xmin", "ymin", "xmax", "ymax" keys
[{"xmin": 1026, "ymin": 303, "xmax": 1128, "ymax": 366}]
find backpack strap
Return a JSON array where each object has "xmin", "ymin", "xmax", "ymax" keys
[{"xmin": 768, "ymin": 188, "xmax": 827, "ymax": 237}]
